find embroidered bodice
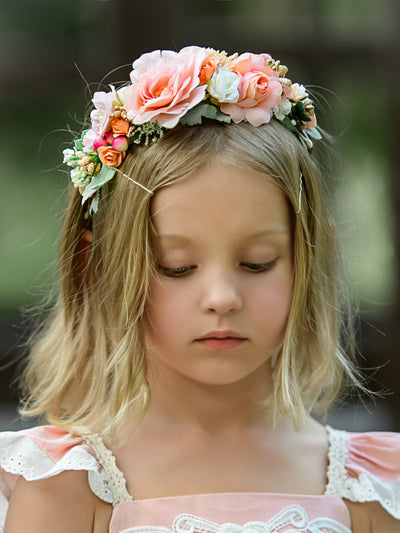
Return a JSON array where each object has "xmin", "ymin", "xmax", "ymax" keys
[{"xmin": 0, "ymin": 425, "xmax": 399, "ymax": 532}]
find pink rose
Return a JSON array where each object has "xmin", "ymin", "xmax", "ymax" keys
[
  {"xmin": 124, "ymin": 46, "xmax": 207, "ymax": 129},
  {"xmin": 220, "ymin": 53, "xmax": 282, "ymax": 126},
  {"xmin": 90, "ymin": 85, "xmax": 117, "ymax": 136},
  {"xmin": 82, "ymin": 129, "xmax": 97, "ymax": 152}
]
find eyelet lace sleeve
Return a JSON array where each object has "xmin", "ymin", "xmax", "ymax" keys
[
  {"xmin": 0, "ymin": 425, "xmax": 113, "ymax": 530},
  {"xmin": 325, "ymin": 426, "xmax": 400, "ymax": 520}
]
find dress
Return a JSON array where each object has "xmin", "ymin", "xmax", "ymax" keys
[{"xmin": 0, "ymin": 425, "xmax": 399, "ymax": 532}]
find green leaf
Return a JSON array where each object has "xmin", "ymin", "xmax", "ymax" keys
[
  {"xmin": 291, "ymin": 101, "xmax": 310, "ymax": 123},
  {"xmin": 81, "ymin": 165, "xmax": 116, "ymax": 204},
  {"xmin": 212, "ymin": 107, "xmax": 232, "ymax": 124},
  {"xmin": 180, "ymin": 104, "xmax": 214, "ymax": 125},
  {"xmin": 180, "ymin": 103, "xmax": 231, "ymax": 126},
  {"xmin": 74, "ymin": 138, "xmax": 83, "ymax": 151},
  {"xmin": 281, "ymin": 116, "xmax": 298, "ymax": 134},
  {"xmin": 307, "ymin": 128, "xmax": 322, "ymax": 140},
  {"xmin": 74, "ymin": 129, "xmax": 90, "ymax": 151}
]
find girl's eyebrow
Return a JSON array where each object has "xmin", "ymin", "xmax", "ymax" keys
[
  {"xmin": 157, "ymin": 229, "xmax": 290, "ymax": 244},
  {"xmin": 156, "ymin": 235, "xmax": 193, "ymax": 244},
  {"xmin": 247, "ymin": 229, "xmax": 291, "ymax": 239}
]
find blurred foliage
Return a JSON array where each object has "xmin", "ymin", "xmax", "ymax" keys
[
  {"xmin": 1, "ymin": 0, "xmax": 398, "ymax": 318},
  {"xmin": 1, "ymin": 86, "xmax": 83, "ymax": 310}
]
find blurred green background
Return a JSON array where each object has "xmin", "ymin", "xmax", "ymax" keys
[{"xmin": 1, "ymin": 0, "xmax": 399, "ymax": 429}]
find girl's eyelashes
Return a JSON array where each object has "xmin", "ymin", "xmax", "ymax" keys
[
  {"xmin": 157, "ymin": 259, "xmax": 278, "ymax": 277},
  {"xmin": 158, "ymin": 265, "xmax": 196, "ymax": 277},
  {"xmin": 240, "ymin": 259, "xmax": 277, "ymax": 273}
]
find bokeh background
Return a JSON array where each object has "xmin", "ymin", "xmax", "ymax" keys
[{"xmin": 1, "ymin": 0, "xmax": 399, "ymax": 430}]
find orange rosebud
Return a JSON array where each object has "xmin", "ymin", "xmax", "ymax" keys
[
  {"xmin": 199, "ymin": 56, "xmax": 219, "ymax": 85},
  {"xmin": 111, "ymin": 117, "xmax": 131, "ymax": 136},
  {"xmin": 199, "ymin": 50, "xmax": 231, "ymax": 84},
  {"xmin": 97, "ymin": 146, "xmax": 126, "ymax": 167}
]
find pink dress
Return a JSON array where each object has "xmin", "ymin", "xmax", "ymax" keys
[{"xmin": 0, "ymin": 425, "xmax": 399, "ymax": 532}]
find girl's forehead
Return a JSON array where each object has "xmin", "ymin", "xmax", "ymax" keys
[
  {"xmin": 151, "ymin": 163, "xmax": 291, "ymax": 242},
  {"xmin": 152, "ymin": 163, "xmax": 286, "ymax": 207}
]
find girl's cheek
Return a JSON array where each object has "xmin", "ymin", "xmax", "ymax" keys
[{"xmin": 255, "ymin": 283, "xmax": 292, "ymax": 322}]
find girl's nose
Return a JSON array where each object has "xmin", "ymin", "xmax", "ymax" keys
[{"xmin": 200, "ymin": 270, "xmax": 243, "ymax": 315}]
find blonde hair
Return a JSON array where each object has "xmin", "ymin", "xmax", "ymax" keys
[{"xmin": 20, "ymin": 119, "xmax": 359, "ymax": 437}]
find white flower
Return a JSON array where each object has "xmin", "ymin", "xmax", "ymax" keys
[
  {"xmin": 290, "ymin": 83, "xmax": 308, "ymax": 102},
  {"xmin": 62, "ymin": 148, "xmax": 75, "ymax": 164},
  {"xmin": 70, "ymin": 167, "xmax": 89, "ymax": 188},
  {"xmin": 208, "ymin": 67, "xmax": 240, "ymax": 103},
  {"xmin": 273, "ymin": 98, "xmax": 292, "ymax": 121}
]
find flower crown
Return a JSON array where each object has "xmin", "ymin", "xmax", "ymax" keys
[{"xmin": 63, "ymin": 46, "xmax": 321, "ymax": 213}]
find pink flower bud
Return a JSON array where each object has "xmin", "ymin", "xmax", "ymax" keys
[
  {"xmin": 104, "ymin": 131, "xmax": 114, "ymax": 144},
  {"xmin": 112, "ymin": 135, "xmax": 129, "ymax": 152},
  {"xmin": 93, "ymin": 136, "xmax": 108, "ymax": 151}
]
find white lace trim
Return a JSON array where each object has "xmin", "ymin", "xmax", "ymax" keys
[
  {"xmin": 0, "ymin": 431, "xmax": 113, "ymax": 504},
  {"xmin": 84, "ymin": 433, "xmax": 132, "ymax": 506},
  {"xmin": 325, "ymin": 426, "xmax": 349, "ymax": 496},
  {"xmin": 119, "ymin": 508, "xmax": 351, "ymax": 533},
  {"xmin": 325, "ymin": 426, "xmax": 400, "ymax": 519}
]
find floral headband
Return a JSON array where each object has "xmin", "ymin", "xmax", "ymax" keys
[{"xmin": 63, "ymin": 46, "xmax": 320, "ymax": 213}]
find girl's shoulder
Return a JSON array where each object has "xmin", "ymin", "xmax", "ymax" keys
[
  {"xmin": 325, "ymin": 425, "xmax": 400, "ymax": 521},
  {"xmin": 4, "ymin": 469, "xmax": 111, "ymax": 532},
  {"xmin": 0, "ymin": 425, "xmax": 115, "ymax": 528}
]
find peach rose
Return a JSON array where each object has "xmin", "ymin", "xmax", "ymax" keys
[
  {"xmin": 124, "ymin": 46, "xmax": 207, "ymax": 129},
  {"xmin": 97, "ymin": 146, "xmax": 125, "ymax": 167},
  {"xmin": 111, "ymin": 117, "xmax": 130, "ymax": 136},
  {"xmin": 289, "ymin": 83, "xmax": 308, "ymax": 102},
  {"xmin": 220, "ymin": 53, "xmax": 282, "ymax": 126}
]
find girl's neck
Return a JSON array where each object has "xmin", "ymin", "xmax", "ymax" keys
[{"xmin": 145, "ymin": 362, "xmax": 275, "ymax": 433}]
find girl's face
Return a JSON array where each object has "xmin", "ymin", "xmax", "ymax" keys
[{"xmin": 143, "ymin": 163, "xmax": 293, "ymax": 389}]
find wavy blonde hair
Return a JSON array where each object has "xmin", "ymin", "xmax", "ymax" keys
[{"xmin": 20, "ymin": 120, "xmax": 359, "ymax": 438}]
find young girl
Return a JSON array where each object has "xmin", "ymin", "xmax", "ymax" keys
[{"xmin": 1, "ymin": 46, "xmax": 399, "ymax": 532}]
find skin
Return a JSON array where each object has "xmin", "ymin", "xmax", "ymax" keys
[
  {"xmin": 116, "ymin": 163, "xmax": 329, "ymax": 502},
  {"xmin": 4, "ymin": 163, "xmax": 398, "ymax": 532},
  {"xmin": 143, "ymin": 162, "xmax": 294, "ymax": 393}
]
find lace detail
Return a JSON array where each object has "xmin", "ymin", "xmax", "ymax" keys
[
  {"xmin": 84, "ymin": 433, "xmax": 132, "ymax": 506},
  {"xmin": 0, "ymin": 430, "xmax": 113, "ymax": 504},
  {"xmin": 324, "ymin": 426, "xmax": 400, "ymax": 519},
  {"xmin": 119, "ymin": 507, "xmax": 351, "ymax": 533},
  {"xmin": 324, "ymin": 427, "xmax": 349, "ymax": 496}
]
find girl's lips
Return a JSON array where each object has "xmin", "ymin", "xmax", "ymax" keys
[
  {"xmin": 195, "ymin": 331, "xmax": 247, "ymax": 350},
  {"xmin": 197, "ymin": 337, "xmax": 246, "ymax": 350}
]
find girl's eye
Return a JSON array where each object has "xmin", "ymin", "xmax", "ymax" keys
[
  {"xmin": 158, "ymin": 265, "xmax": 195, "ymax": 277},
  {"xmin": 241, "ymin": 260, "xmax": 277, "ymax": 273}
]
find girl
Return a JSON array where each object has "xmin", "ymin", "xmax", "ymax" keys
[{"xmin": 1, "ymin": 46, "xmax": 399, "ymax": 532}]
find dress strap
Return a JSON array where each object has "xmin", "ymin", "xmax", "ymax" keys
[
  {"xmin": 84, "ymin": 433, "xmax": 133, "ymax": 506},
  {"xmin": 324, "ymin": 426, "xmax": 349, "ymax": 495}
]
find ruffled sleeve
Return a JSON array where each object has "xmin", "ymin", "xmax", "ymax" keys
[
  {"xmin": 325, "ymin": 426, "xmax": 400, "ymax": 520},
  {"xmin": 0, "ymin": 425, "xmax": 113, "ymax": 527}
]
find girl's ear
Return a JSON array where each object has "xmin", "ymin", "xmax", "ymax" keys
[{"xmin": 76, "ymin": 229, "xmax": 93, "ymax": 275}]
